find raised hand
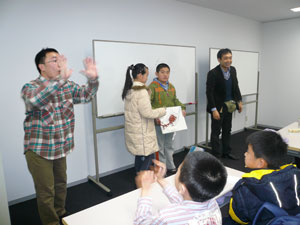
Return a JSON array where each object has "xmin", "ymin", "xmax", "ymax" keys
[
  {"xmin": 152, "ymin": 159, "xmax": 168, "ymax": 188},
  {"xmin": 57, "ymin": 55, "xmax": 73, "ymax": 80},
  {"xmin": 152, "ymin": 160, "xmax": 167, "ymax": 181},
  {"xmin": 135, "ymin": 171, "xmax": 156, "ymax": 196},
  {"xmin": 81, "ymin": 57, "xmax": 98, "ymax": 80}
]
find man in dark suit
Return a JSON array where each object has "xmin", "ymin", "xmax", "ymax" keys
[{"xmin": 206, "ymin": 48, "xmax": 242, "ymax": 159}]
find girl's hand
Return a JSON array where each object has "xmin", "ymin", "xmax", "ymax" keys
[{"xmin": 155, "ymin": 118, "xmax": 161, "ymax": 125}]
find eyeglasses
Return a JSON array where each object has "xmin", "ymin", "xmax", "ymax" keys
[{"xmin": 45, "ymin": 59, "xmax": 58, "ymax": 64}]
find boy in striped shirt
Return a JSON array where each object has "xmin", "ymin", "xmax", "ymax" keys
[{"xmin": 134, "ymin": 151, "xmax": 227, "ymax": 225}]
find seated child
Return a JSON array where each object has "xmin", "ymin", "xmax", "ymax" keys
[
  {"xmin": 134, "ymin": 151, "xmax": 227, "ymax": 225},
  {"xmin": 226, "ymin": 130, "xmax": 300, "ymax": 224}
]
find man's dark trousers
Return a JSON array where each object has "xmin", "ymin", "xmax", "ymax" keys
[{"xmin": 210, "ymin": 105, "xmax": 233, "ymax": 157}]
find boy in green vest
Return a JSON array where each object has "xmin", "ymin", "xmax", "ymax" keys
[{"xmin": 149, "ymin": 63, "xmax": 186, "ymax": 174}]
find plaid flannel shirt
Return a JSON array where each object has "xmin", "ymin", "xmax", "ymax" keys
[{"xmin": 21, "ymin": 75, "xmax": 99, "ymax": 160}]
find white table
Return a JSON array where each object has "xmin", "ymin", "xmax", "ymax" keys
[
  {"xmin": 278, "ymin": 122, "xmax": 300, "ymax": 157},
  {"xmin": 62, "ymin": 167, "xmax": 243, "ymax": 225}
]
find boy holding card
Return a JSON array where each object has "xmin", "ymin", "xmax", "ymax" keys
[{"xmin": 149, "ymin": 63, "xmax": 186, "ymax": 174}]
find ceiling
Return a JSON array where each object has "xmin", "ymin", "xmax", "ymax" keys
[{"xmin": 176, "ymin": 0, "xmax": 300, "ymax": 22}]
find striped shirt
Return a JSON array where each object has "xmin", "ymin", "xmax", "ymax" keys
[
  {"xmin": 21, "ymin": 75, "xmax": 98, "ymax": 160},
  {"xmin": 134, "ymin": 185, "xmax": 222, "ymax": 225}
]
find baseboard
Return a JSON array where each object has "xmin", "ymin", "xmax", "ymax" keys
[
  {"xmin": 98, "ymin": 164, "xmax": 134, "ymax": 177},
  {"xmin": 9, "ymin": 178, "xmax": 89, "ymax": 206},
  {"xmin": 256, "ymin": 123, "xmax": 282, "ymax": 130}
]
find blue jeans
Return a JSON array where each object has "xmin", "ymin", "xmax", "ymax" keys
[{"xmin": 135, "ymin": 153, "xmax": 155, "ymax": 173}]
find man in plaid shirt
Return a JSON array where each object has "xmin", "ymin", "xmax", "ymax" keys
[{"xmin": 21, "ymin": 48, "xmax": 99, "ymax": 225}]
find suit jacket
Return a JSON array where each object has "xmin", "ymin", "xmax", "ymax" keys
[{"xmin": 206, "ymin": 65, "xmax": 242, "ymax": 113}]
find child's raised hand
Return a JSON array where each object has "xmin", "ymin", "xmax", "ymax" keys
[
  {"xmin": 135, "ymin": 171, "xmax": 156, "ymax": 196},
  {"xmin": 152, "ymin": 159, "xmax": 167, "ymax": 180}
]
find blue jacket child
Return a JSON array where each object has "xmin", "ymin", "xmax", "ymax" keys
[{"xmin": 226, "ymin": 131, "xmax": 300, "ymax": 225}]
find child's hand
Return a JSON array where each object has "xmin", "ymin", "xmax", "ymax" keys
[
  {"xmin": 155, "ymin": 118, "xmax": 161, "ymax": 125},
  {"xmin": 182, "ymin": 110, "xmax": 186, "ymax": 117},
  {"xmin": 152, "ymin": 160, "xmax": 169, "ymax": 188},
  {"xmin": 135, "ymin": 171, "xmax": 156, "ymax": 196},
  {"xmin": 152, "ymin": 160, "xmax": 167, "ymax": 180}
]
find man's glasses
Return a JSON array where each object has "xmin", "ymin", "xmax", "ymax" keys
[{"xmin": 45, "ymin": 59, "xmax": 58, "ymax": 64}]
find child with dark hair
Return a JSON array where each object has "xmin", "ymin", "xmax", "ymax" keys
[
  {"xmin": 149, "ymin": 63, "xmax": 186, "ymax": 174},
  {"xmin": 226, "ymin": 130, "xmax": 300, "ymax": 224},
  {"xmin": 123, "ymin": 63, "xmax": 166, "ymax": 173},
  {"xmin": 134, "ymin": 151, "xmax": 227, "ymax": 224}
]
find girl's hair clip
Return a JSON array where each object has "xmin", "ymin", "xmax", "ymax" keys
[{"xmin": 129, "ymin": 64, "xmax": 135, "ymax": 70}]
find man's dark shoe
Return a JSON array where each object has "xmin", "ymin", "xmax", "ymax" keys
[
  {"xmin": 208, "ymin": 151, "xmax": 221, "ymax": 158},
  {"xmin": 212, "ymin": 153, "xmax": 221, "ymax": 159},
  {"xmin": 222, "ymin": 153, "xmax": 239, "ymax": 160}
]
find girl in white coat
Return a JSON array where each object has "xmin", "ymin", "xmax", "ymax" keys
[{"xmin": 122, "ymin": 64, "xmax": 166, "ymax": 172}]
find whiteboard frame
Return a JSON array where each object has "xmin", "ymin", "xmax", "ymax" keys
[{"xmin": 92, "ymin": 39, "xmax": 196, "ymax": 118}]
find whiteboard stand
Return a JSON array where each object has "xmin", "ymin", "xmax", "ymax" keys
[
  {"xmin": 244, "ymin": 71, "xmax": 261, "ymax": 131},
  {"xmin": 194, "ymin": 72, "xmax": 199, "ymax": 145},
  {"xmin": 87, "ymin": 98, "xmax": 111, "ymax": 195}
]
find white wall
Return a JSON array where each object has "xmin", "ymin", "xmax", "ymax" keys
[
  {"xmin": 0, "ymin": 152, "xmax": 11, "ymax": 225},
  {"xmin": 0, "ymin": 0, "xmax": 262, "ymax": 203},
  {"xmin": 259, "ymin": 18, "xmax": 300, "ymax": 127}
]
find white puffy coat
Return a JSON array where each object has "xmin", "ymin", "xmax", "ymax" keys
[{"xmin": 124, "ymin": 81, "xmax": 166, "ymax": 156}]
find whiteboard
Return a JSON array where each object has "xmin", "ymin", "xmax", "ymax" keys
[
  {"xmin": 93, "ymin": 40, "xmax": 196, "ymax": 117},
  {"xmin": 210, "ymin": 48, "xmax": 259, "ymax": 96}
]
